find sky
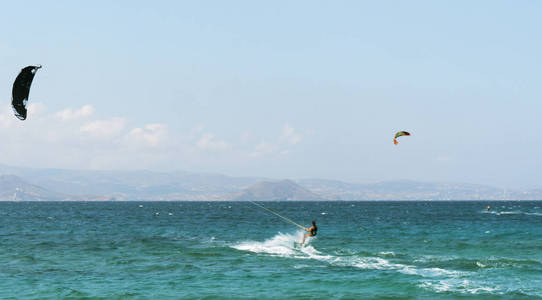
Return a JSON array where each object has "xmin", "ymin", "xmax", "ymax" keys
[{"xmin": 1, "ymin": 1, "xmax": 541, "ymax": 188}]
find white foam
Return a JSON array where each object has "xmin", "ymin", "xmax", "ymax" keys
[
  {"xmin": 411, "ymin": 267, "xmax": 462, "ymax": 277},
  {"xmin": 420, "ymin": 279, "xmax": 500, "ymax": 295},
  {"xmin": 233, "ymin": 231, "xmax": 326, "ymax": 258},
  {"xmin": 293, "ymin": 264, "xmax": 310, "ymax": 269},
  {"xmin": 484, "ymin": 210, "xmax": 542, "ymax": 216},
  {"xmin": 349, "ymin": 256, "xmax": 393, "ymax": 270},
  {"xmin": 335, "ymin": 255, "xmax": 464, "ymax": 278},
  {"xmin": 233, "ymin": 233, "xmax": 468, "ymax": 287}
]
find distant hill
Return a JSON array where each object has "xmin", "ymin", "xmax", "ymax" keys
[
  {"xmin": 0, "ymin": 163, "xmax": 541, "ymax": 201},
  {"xmin": 231, "ymin": 180, "xmax": 325, "ymax": 201},
  {"xmin": 0, "ymin": 175, "xmax": 67, "ymax": 201},
  {"xmin": 0, "ymin": 164, "xmax": 262, "ymax": 200},
  {"xmin": 295, "ymin": 179, "xmax": 537, "ymax": 200}
]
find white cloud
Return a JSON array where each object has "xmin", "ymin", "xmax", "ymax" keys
[
  {"xmin": 127, "ymin": 123, "xmax": 168, "ymax": 147},
  {"xmin": 55, "ymin": 105, "xmax": 94, "ymax": 121},
  {"xmin": 250, "ymin": 140, "xmax": 278, "ymax": 157},
  {"xmin": 0, "ymin": 103, "xmax": 310, "ymax": 172},
  {"xmin": 0, "ymin": 102, "xmax": 50, "ymax": 129},
  {"xmin": 280, "ymin": 124, "xmax": 302, "ymax": 145},
  {"xmin": 27, "ymin": 102, "xmax": 47, "ymax": 117},
  {"xmin": 248, "ymin": 124, "xmax": 305, "ymax": 158},
  {"xmin": 196, "ymin": 133, "xmax": 229, "ymax": 151},
  {"xmin": 80, "ymin": 117, "xmax": 125, "ymax": 138},
  {"xmin": 0, "ymin": 102, "xmax": 47, "ymax": 129},
  {"xmin": 0, "ymin": 109, "xmax": 16, "ymax": 129},
  {"xmin": 240, "ymin": 131, "xmax": 254, "ymax": 144}
]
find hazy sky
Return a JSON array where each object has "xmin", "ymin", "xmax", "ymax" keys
[{"xmin": 1, "ymin": 1, "xmax": 541, "ymax": 188}]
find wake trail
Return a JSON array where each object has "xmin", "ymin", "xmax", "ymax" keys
[
  {"xmin": 483, "ymin": 210, "xmax": 542, "ymax": 216},
  {"xmin": 232, "ymin": 231, "xmax": 504, "ymax": 295},
  {"xmin": 232, "ymin": 231, "xmax": 330, "ymax": 260},
  {"xmin": 232, "ymin": 231, "xmax": 461, "ymax": 277}
]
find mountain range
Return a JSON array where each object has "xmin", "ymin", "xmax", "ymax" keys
[{"xmin": 0, "ymin": 164, "xmax": 540, "ymax": 201}]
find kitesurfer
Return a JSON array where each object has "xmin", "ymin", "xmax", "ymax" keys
[{"xmin": 301, "ymin": 221, "xmax": 317, "ymax": 245}]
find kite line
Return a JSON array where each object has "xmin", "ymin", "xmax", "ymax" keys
[{"xmin": 248, "ymin": 200, "xmax": 305, "ymax": 230}]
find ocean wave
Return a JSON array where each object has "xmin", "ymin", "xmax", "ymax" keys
[
  {"xmin": 419, "ymin": 279, "xmax": 500, "ymax": 295},
  {"xmin": 232, "ymin": 231, "xmax": 331, "ymax": 260},
  {"xmin": 231, "ymin": 232, "xmax": 542, "ymax": 296},
  {"xmin": 414, "ymin": 255, "xmax": 542, "ymax": 270},
  {"xmin": 233, "ymin": 232, "xmax": 466, "ymax": 279},
  {"xmin": 483, "ymin": 210, "xmax": 542, "ymax": 216},
  {"xmin": 420, "ymin": 276, "xmax": 540, "ymax": 297}
]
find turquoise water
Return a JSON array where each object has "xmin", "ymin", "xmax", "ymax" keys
[{"xmin": 1, "ymin": 201, "xmax": 541, "ymax": 299}]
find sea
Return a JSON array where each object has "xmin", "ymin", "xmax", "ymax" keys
[{"xmin": 0, "ymin": 201, "xmax": 541, "ymax": 299}]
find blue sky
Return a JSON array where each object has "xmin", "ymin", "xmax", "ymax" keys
[{"xmin": 1, "ymin": 1, "xmax": 541, "ymax": 187}]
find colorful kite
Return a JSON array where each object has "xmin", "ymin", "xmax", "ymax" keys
[{"xmin": 394, "ymin": 131, "xmax": 410, "ymax": 145}]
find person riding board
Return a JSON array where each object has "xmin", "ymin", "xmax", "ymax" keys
[{"xmin": 301, "ymin": 221, "xmax": 317, "ymax": 245}]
